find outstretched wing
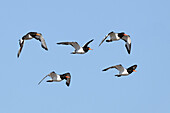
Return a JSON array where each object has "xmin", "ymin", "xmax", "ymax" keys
[
  {"xmin": 17, "ymin": 40, "xmax": 24, "ymax": 58},
  {"xmin": 125, "ymin": 43, "xmax": 131, "ymax": 54},
  {"xmin": 40, "ymin": 36, "xmax": 48, "ymax": 51},
  {"xmin": 102, "ymin": 64, "xmax": 125, "ymax": 73},
  {"xmin": 38, "ymin": 75, "xmax": 48, "ymax": 85},
  {"xmin": 99, "ymin": 34, "xmax": 109, "ymax": 46},
  {"xmin": 57, "ymin": 42, "xmax": 81, "ymax": 50},
  {"xmin": 99, "ymin": 32, "xmax": 114, "ymax": 46},
  {"xmin": 83, "ymin": 39, "xmax": 94, "ymax": 48},
  {"xmin": 121, "ymin": 35, "xmax": 131, "ymax": 54},
  {"xmin": 38, "ymin": 71, "xmax": 57, "ymax": 85},
  {"xmin": 65, "ymin": 73, "xmax": 71, "ymax": 87}
]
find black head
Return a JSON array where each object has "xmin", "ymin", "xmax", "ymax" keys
[
  {"xmin": 83, "ymin": 47, "xmax": 93, "ymax": 53},
  {"xmin": 60, "ymin": 73, "xmax": 71, "ymax": 80},
  {"xmin": 28, "ymin": 32, "xmax": 42, "ymax": 38},
  {"xmin": 127, "ymin": 65, "xmax": 137, "ymax": 74},
  {"xmin": 118, "ymin": 32, "xmax": 128, "ymax": 38}
]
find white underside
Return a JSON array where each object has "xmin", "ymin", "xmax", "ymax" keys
[
  {"xmin": 119, "ymin": 69, "xmax": 129, "ymax": 75},
  {"xmin": 51, "ymin": 74, "xmax": 62, "ymax": 81},
  {"xmin": 110, "ymin": 33, "xmax": 120, "ymax": 41},
  {"xmin": 73, "ymin": 47, "xmax": 85, "ymax": 54}
]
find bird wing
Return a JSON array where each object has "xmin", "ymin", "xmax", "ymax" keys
[
  {"xmin": 40, "ymin": 36, "xmax": 48, "ymax": 50},
  {"xmin": 47, "ymin": 71, "xmax": 58, "ymax": 80},
  {"xmin": 99, "ymin": 34, "xmax": 109, "ymax": 46},
  {"xmin": 38, "ymin": 75, "xmax": 48, "ymax": 85},
  {"xmin": 113, "ymin": 64, "xmax": 126, "ymax": 74},
  {"xmin": 102, "ymin": 64, "xmax": 125, "ymax": 73},
  {"xmin": 57, "ymin": 42, "xmax": 81, "ymax": 50},
  {"xmin": 83, "ymin": 39, "xmax": 94, "ymax": 48},
  {"xmin": 122, "ymin": 35, "xmax": 131, "ymax": 54},
  {"xmin": 99, "ymin": 32, "xmax": 114, "ymax": 46},
  {"xmin": 38, "ymin": 72, "xmax": 57, "ymax": 85},
  {"xmin": 17, "ymin": 40, "xmax": 24, "ymax": 58},
  {"xmin": 65, "ymin": 73, "xmax": 71, "ymax": 87},
  {"xmin": 125, "ymin": 43, "xmax": 131, "ymax": 54}
]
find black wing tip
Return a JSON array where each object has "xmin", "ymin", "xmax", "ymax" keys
[
  {"xmin": 88, "ymin": 39, "xmax": 94, "ymax": 43},
  {"xmin": 127, "ymin": 47, "xmax": 131, "ymax": 54},
  {"xmin": 125, "ymin": 44, "xmax": 131, "ymax": 54},
  {"xmin": 56, "ymin": 42, "xmax": 65, "ymax": 44},
  {"xmin": 133, "ymin": 65, "xmax": 137, "ymax": 68},
  {"xmin": 108, "ymin": 31, "xmax": 113, "ymax": 35},
  {"xmin": 128, "ymin": 51, "xmax": 130, "ymax": 54},
  {"xmin": 43, "ymin": 47, "xmax": 48, "ymax": 51},
  {"xmin": 102, "ymin": 69, "xmax": 107, "ymax": 71},
  {"xmin": 42, "ymin": 46, "xmax": 48, "ymax": 51},
  {"xmin": 17, "ymin": 54, "xmax": 19, "ymax": 58},
  {"xmin": 66, "ymin": 82, "xmax": 70, "ymax": 87}
]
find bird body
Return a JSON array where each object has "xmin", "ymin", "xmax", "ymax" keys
[{"xmin": 17, "ymin": 32, "xmax": 48, "ymax": 58}]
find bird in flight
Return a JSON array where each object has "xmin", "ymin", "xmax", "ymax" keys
[
  {"xmin": 17, "ymin": 32, "xmax": 48, "ymax": 58},
  {"xmin": 102, "ymin": 64, "xmax": 137, "ymax": 77},
  {"xmin": 57, "ymin": 39, "xmax": 94, "ymax": 54},
  {"xmin": 38, "ymin": 71, "xmax": 71, "ymax": 87},
  {"xmin": 99, "ymin": 31, "xmax": 131, "ymax": 54}
]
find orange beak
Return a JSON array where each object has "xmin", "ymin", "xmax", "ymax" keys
[
  {"xmin": 89, "ymin": 48, "xmax": 93, "ymax": 50},
  {"xmin": 66, "ymin": 76, "xmax": 70, "ymax": 78},
  {"xmin": 124, "ymin": 34, "xmax": 128, "ymax": 36},
  {"xmin": 36, "ymin": 33, "xmax": 41, "ymax": 36},
  {"xmin": 133, "ymin": 70, "xmax": 137, "ymax": 72}
]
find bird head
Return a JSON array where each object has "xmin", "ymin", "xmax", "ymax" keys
[{"xmin": 118, "ymin": 32, "xmax": 128, "ymax": 38}]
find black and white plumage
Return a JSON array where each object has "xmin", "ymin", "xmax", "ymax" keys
[
  {"xmin": 99, "ymin": 31, "xmax": 132, "ymax": 54},
  {"xmin": 99, "ymin": 32, "xmax": 127, "ymax": 46},
  {"xmin": 102, "ymin": 64, "xmax": 137, "ymax": 77},
  {"xmin": 57, "ymin": 39, "xmax": 94, "ymax": 54},
  {"xmin": 121, "ymin": 35, "xmax": 131, "ymax": 54},
  {"xmin": 17, "ymin": 32, "xmax": 48, "ymax": 58},
  {"xmin": 38, "ymin": 71, "xmax": 71, "ymax": 87}
]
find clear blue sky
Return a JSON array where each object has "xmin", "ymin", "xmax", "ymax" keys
[{"xmin": 0, "ymin": 0, "xmax": 170, "ymax": 113}]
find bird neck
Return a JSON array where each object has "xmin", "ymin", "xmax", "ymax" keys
[
  {"xmin": 83, "ymin": 47, "xmax": 89, "ymax": 52},
  {"xmin": 127, "ymin": 67, "xmax": 133, "ymax": 74},
  {"xmin": 60, "ymin": 75, "xmax": 66, "ymax": 80}
]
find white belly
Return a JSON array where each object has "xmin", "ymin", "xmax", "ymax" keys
[
  {"xmin": 119, "ymin": 69, "xmax": 129, "ymax": 75},
  {"xmin": 75, "ymin": 48, "xmax": 85, "ymax": 54},
  {"xmin": 52, "ymin": 75, "xmax": 62, "ymax": 81},
  {"xmin": 110, "ymin": 34, "xmax": 120, "ymax": 41}
]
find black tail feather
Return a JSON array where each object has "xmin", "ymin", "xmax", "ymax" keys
[{"xmin": 115, "ymin": 75, "xmax": 121, "ymax": 77}]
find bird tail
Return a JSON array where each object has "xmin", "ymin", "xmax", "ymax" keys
[
  {"xmin": 106, "ymin": 39, "xmax": 112, "ymax": 42},
  {"xmin": 115, "ymin": 75, "xmax": 121, "ymax": 77},
  {"xmin": 71, "ymin": 52, "xmax": 76, "ymax": 54},
  {"xmin": 46, "ymin": 80, "xmax": 53, "ymax": 82}
]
